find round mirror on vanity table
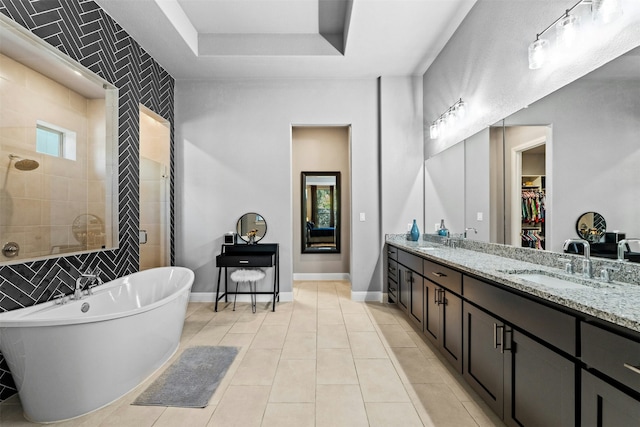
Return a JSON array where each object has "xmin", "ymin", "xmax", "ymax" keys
[
  {"xmin": 576, "ymin": 212, "xmax": 606, "ymax": 243},
  {"xmin": 236, "ymin": 213, "xmax": 267, "ymax": 244}
]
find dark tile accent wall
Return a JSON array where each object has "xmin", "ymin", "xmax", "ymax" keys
[{"xmin": 0, "ymin": 0, "xmax": 175, "ymax": 400}]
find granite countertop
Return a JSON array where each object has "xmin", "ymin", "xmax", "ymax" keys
[{"xmin": 386, "ymin": 235, "xmax": 640, "ymax": 334}]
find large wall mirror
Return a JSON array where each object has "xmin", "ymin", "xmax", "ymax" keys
[
  {"xmin": 301, "ymin": 172, "xmax": 340, "ymax": 253},
  {"xmin": 0, "ymin": 15, "xmax": 119, "ymax": 264},
  {"xmin": 426, "ymin": 44, "xmax": 640, "ymax": 262}
]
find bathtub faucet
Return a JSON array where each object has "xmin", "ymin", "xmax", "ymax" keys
[{"xmin": 74, "ymin": 268, "xmax": 103, "ymax": 299}]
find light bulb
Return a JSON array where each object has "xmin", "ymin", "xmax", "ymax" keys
[
  {"xmin": 528, "ymin": 38, "xmax": 549, "ymax": 69},
  {"xmin": 556, "ymin": 13, "xmax": 580, "ymax": 48},
  {"xmin": 429, "ymin": 123, "xmax": 439, "ymax": 139},
  {"xmin": 592, "ymin": 0, "xmax": 623, "ymax": 25},
  {"xmin": 455, "ymin": 100, "xmax": 466, "ymax": 119},
  {"xmin": 446, "ymin": 109, "xmax": 457, "ymax": 128}
]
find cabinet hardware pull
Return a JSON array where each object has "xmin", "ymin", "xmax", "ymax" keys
[
  {"xmin": 432, "ymin": 272, "xmax": 447, "ymax": 278},
  {"xmin": 494, "ymin": 324, "xmax": 504, "ymax": 351},
  {"xmin": 239, "ymin": 260, "xmax": 249, "ymax": 264},
  {"xmin": 624, "ymin": 363, "xmax": 640, "ymax": 375},
  {"xmin": 503, "ymin": 327, "xmax": 512, "ymax": 353}
]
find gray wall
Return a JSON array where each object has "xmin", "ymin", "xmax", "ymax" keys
[
  {"xmin": 380, "ymin": 77, "xmax": 425, "ymax": 235},
  {"xmin": 175, "ymin": 78, "xmax": 384, "ymax": 299},
  {"xmin": 464, "ymin": 129, "xmax": 490, "ymax": 241},
  {"xmin": 505, "ymin": 77, "xmax": 640, "ymax": 252},
  {"xmin": 424, "ymin": 142, "xmax": 464, "ymax": 236},
  {"xmin": 422, "ymin": 0, "xmax": 640, "ymax": 157},
  {"xmin": 176, "ymin": 76, "xmax": 423, "ymax": 300}
]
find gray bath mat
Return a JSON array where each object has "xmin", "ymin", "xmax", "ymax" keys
[{"xmin": 132, "ymin": 346, "xmax": 239, "ymax": 408}]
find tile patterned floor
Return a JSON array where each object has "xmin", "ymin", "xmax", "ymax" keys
[{"xmin": 0, "ymin": 281, "xmax": 505, "ymax": 426}]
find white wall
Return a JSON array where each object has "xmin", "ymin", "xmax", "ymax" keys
[
  {"xmin": 423, "ymin": 0, "xmax": 640, "ymax": 157},
  {"xmin": 175, "ymin": 79, "xmax": 382, "ymax": 298},
  {"xmin": 380, "ymin": 77, "xmax": 425, "ymax": 235}
]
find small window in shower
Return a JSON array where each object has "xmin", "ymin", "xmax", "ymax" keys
[{"xmin": 36, "ymin": 121, "xmax": 76, "ymax": 160}]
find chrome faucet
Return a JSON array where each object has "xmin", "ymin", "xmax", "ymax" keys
[
  {"xmin": 464, "ymin": 227, "xmax": 477, "ymax": 238},
  {"xmin": 617, "ymin": 239, "xmax": 640, "ymax": 261},
  {"xmin": 563, "ymin": 239, "xmax": 592, "ymax": 278},
  {"xmin": 73, "ymin": 268, "xmax": 103, "ymax": 300}
]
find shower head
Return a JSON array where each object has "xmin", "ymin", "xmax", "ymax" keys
[{"xmin": 9, "ymin": 154, "xmax": 39, "ymax": 171}]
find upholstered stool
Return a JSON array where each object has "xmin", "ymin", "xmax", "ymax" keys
[{"xmin": 230, "ymin": 269, "xmax": 265, "ymax": 313}]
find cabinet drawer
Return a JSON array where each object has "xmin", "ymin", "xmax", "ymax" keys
[
  {"xmin": 582, "ymin": 322, "xmax": 640, "ymax": 392},
  {"xmin": 424, "ymin": 260, "xmax": 461, "ymax": 294},
  {"xmin": 387, "ymin": 259, "xmax": 398, "ymax": 282},
  {"xmin": 398, "ymin": 250, "xmax": 423, "ymax": 275},
  {"xmin": 386, "ymin": 245, "xmax": 398, "ymax": 261},
  {"xmin": 464, "ymin": 276, "xmax": 576, "ymax": 356},
  {"xmin": 388, "ymin": 277, "xmax": 398, "ymax": 298}
]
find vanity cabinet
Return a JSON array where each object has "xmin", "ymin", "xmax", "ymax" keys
[
  {"xmin": 581, "ymin": 370, "xmax": 640, "ymax": 426},
  {"xmin": 423, "ymin": 259, "xmax": 462, "ymax": 372},
  {"xmin": 397, "ymin": 250, "xmax": 423, "ymax": 327},
  {"xmin": 463, "ymin": 276, "xmax": 576, "ymax": 426},
  {"xmin": 580, "ymin": 322, "xmax": 640, "ymax": 426}
]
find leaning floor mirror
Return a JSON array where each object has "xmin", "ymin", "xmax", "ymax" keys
[{"xmin": 301, "ymin": 172, "xmax": 340, "ymax": 254}]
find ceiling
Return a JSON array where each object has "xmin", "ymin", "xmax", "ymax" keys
[{"xmin": 95, "ymin": 0, "xmax": 477, "ymax": 80}]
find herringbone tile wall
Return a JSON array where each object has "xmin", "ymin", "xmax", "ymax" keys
[{"xmin": 0, "ymin": 0, "xmax": 175, "ymax": 400}]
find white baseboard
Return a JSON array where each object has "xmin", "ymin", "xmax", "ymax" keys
[
  {"xmin": 293, "ymin": 273, "xmax": 351, "ymax": 281},
  {"xmin": 189, "ymin": 292, "xmax": 293, "ymax": 303},
  {"xmin": 351, "ymin": 291, "xmax": 383, "ymax": 302}
]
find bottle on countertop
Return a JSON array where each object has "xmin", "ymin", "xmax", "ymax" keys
[
  {"xmin": 410, "ymin": 219, "xmax": 420, "ymax": 241},
  {"xmin": 438, "ymin": 219, "xmax": 449, "ymax": 237}
]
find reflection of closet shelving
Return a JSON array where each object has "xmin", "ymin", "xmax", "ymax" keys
[{"xmin": 522, "ymin": 175, "xmax": 545, "ymax": 250}]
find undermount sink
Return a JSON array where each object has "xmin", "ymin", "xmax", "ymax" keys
[
  {"xmin": 499, "ymin": 269, "xmax": 596, "ymax": 290},
  {"xmin": 416, "ymin": 247, "xmax": 436, "ymax": 252}
]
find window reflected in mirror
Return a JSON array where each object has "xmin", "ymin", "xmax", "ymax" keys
[
  {"xmin": 0, "ymin": 15, "xmax": 118, "ymax": 264},
  {"xmin": 301, "ymin": 172, "xmax": 340, "ymax": 253}
]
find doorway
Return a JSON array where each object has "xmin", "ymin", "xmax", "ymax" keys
[
  {"xmin": 512, "ymin": 140, "xmax": 546, "ymax": 249},
  {"xmin": 139, "ymin": 106, "xmax": 171, "ymax": 270},
  {"xmin": 291, "ymin": 126, "xmax": 351, "ymax": 280}
]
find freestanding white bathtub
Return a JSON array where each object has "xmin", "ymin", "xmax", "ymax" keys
[{"xmin": 0, "ymin": 266, "xmax": 194, "ymax": 423}]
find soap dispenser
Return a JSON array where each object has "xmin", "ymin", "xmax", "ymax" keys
[{"xmin": 438, "ymin": 219, "xmax": 449, "ymax": 237}]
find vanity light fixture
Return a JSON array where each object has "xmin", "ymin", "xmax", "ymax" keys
[
  {"xmin": 528, "ymin": 0, "xmax": 623, "ymax": 70},
  {"xmin": 429, "ymin": 99, "xmax": 466, "ymax": 140}
]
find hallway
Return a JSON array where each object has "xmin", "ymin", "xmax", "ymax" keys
[{"xmin": 0, "ymin": 281, "xmax": 504, "ymax": 426}]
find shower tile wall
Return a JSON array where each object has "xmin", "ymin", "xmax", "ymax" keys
[
  {"xmin": 0, "ymin": 0, "xmax": 175, "ymax": 400},
  {"xmin": 0, "ymin": 52, "xmax": 105, "ymax": 260}
]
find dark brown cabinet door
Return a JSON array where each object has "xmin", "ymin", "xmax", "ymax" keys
[
  {"xmin": 581, "ymin": 369, "xmax": 640, "ymax": 427},
  {"xmin": 409, "ymin": 271, "xmax": 423, "ymax": 327},
  {"xmin": 463, "ymin": 302, "xmax": 504, "ymax": 417},
  {"xmin": 423, "ymin": 279, "xmax": 440, "ymax": 345},
  {"xmin": 441, "ymin": 289, "xmax": 462, "ymax": 372},
  {"xmin": 505, "ymin": 330, "xmax": 575, "ymax": 427},
  {"xmin": 397, "ymin": 266, "xmax": 409, "ymax": 311}
]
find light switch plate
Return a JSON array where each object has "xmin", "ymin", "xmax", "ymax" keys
[
  {"xmin": 359, "ymin": 212, "xmax": 366, "ymax": 222},
  {"xmin": 477, "ymin": 212, "xmax": 483, "ymax": 221}
]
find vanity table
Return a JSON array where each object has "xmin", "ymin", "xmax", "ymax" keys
[
  {"xmin": 214, "ymin": 212, "xmax": 279, "ymax": 311},
  {"xmin": 215, "ymin": 243, "xmax": 280, "ymax": 311}
]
